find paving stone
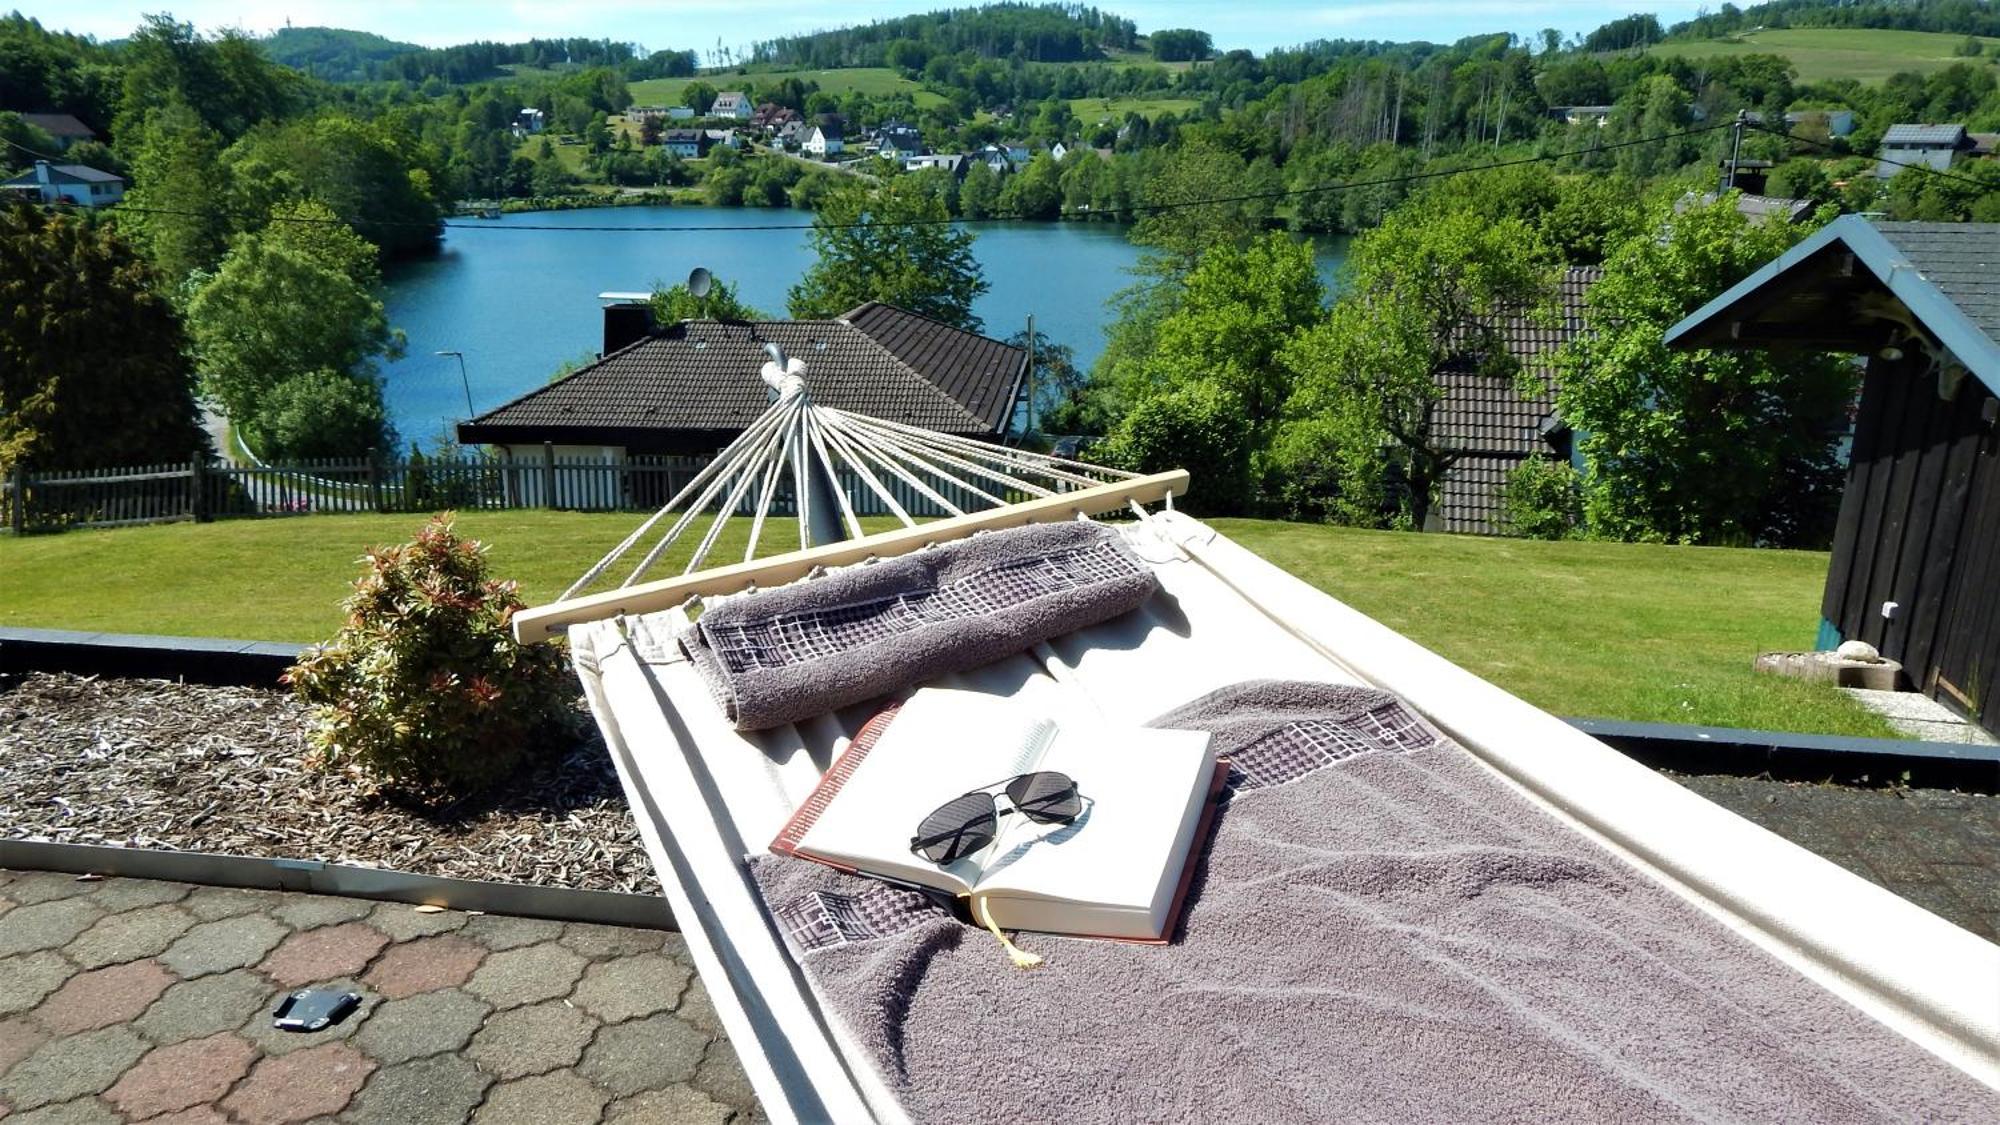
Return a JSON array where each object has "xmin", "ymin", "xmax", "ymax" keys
[
  {"xmin": 466, "ymin": 1000, "xmax": 596, "ymax": 1080},
  {"xmin": 692, "ymin": 1039, "xmax": 756, "ymax": 1111},
  {"xmin": 343, "ymin": 1050, "xmax": 492, "ymax": 1125},
  {"xmin": 5, "ymin": 1097, "xmax": 122, "ymax": 1125},
  {"xmin": 603, "ymin": 1085, "xmax": 736, "ymax": 1125},
  {"xmin": 676, "ymin": 977, "xmax": 723, "ymax": 1036},
  {"xmin": 473, "ymin": 1071, "xmax": 608, "ymax": 1125},
  {"xmin": 0, "ymin": 892, "xmax": 14, "ymax": 916},
  {"xmin": 0, "ymin": 952, "xmax": 74, "ymax": 1017},
  {"xmin": 181, "ymin": 887, "xmax": 284, "ymax": 921},
  {"xmin": 577, "ymin": 1012, "xmax": 709, "ymax": 1097},
  {"xmin": 222, "ymin": 1042, "xmax": 377, "ymax": 1125},
  {"xmin": 570, "ymin": 954, "xmax": 692, "ymax": 1024},
  {"xmin": 0, "ymin": 1026, "xmax": 149, "ymax": 1110},
  {"xmin": 0, "ymin": 873, "xmax": 101, "ymax": 906},
  {"xmin": 559, "ymin": 923, "xmax": 670, "ymax": 960},
  {"xmin": 127, "ymin": 1107, "xmax": 233, "ymax": 1125},
  {"xmin": 0, "ymin": 1016, "xmax": 51, "ymax": 1076},
  {"xmin": 273, "ymin": 897, "xmax": 378, "ymax": 932},
  {"xmin": 353, "ymin": 988, "xmax": 489, "ymax": 1066},
  {"xmin": 365, "ymin": 905, "xmax": 466, "ymax": 942},
  {"xmin": 34, "ymin": 960, "xmax": 176, "ymax": 1036},
  {"xmin": 236, "ymin": 979, "xmax": 380, "ymax": 1057},
  {"xmin": 160, "ymin": 915, "xmax": 291, "ymax": 978},
  {"xmin": 103, "ymin": 1032, "xmax": 257, "ymax": 1120},
  {"xmin": 260, "ymin": 924, "xmax": 392, "ymax": 988},
  {"xmin": 464, "ymin": 943, "xmax": 587, "ymax": 1009},
  {"xmin": 361, "ymin": 936, "xmax": 485, "ymax": 1000},
  {"xmin": 135, "ymin": 969, "xmax": 277, "ymax": 1045},
  {"xmin": 82, "ymin": 879, "xmax": 192, "ymax": 913},
  {"xmin": 65, "ymin": 905, "xmax": 195, "ymax": 970},
  {"xmin": 0, "ymin": 897, "xmax": 105, "ymax": 957},
  {"xmin": 458, "ymin": 914, "xmax": 563, "ymax": 952}
]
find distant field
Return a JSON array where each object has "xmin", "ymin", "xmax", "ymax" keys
[
  {"xmin": 1649, "ymin": 28, "xmax": 1999, "ymax": 83},
  {"xmin": 627, "ymin": 68, "xmax": 947, "ymax": 109},
  {"xmin": 1066, "ymin": 94, "xmax": 1200, "ymax": 123}
]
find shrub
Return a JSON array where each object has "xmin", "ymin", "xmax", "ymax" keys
[
  {"xmin": 287, "ymin": 514, "xmax": 580, "ymax": 797},
  {"xmin": 1502, "ymin": 455, "xmax": 1583, "ymax": 540},
  {"xmin": 248, "ymin": 369, "xmax": 395, "ymax": 460},
  {"xmin": 1099, "ymin": 382, "xmax": 1253, "ymax": 515}
]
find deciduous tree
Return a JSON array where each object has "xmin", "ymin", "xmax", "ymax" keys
[{"xmin": 788, "ymin": 179, "xmax": 988, "ymax": 329}]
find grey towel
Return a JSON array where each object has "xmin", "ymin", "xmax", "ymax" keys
[
  {"xmin": 681, "ymin": 521, "xmax": 1158, "ymax": 731},
  {"xmin": 749, "ymin": 681, "xmax": 1996, "ymax": 1123}
]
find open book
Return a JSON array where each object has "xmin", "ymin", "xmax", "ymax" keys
[{"xmin": 772, "ymin": 689, "xmax": 1222, "ymax": 941}]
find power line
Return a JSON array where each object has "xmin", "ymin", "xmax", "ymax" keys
[{"xmin": 1747, "ymin": 121, "xmax": 1995, "ymax": 191}]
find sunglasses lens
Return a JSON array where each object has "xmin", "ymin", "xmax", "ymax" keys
[
  {"xmin": 913, "ymin": 793, "xmax": 998, "ymax": 865},
  {"xmin": 1006, "ymin": 771, "xmax": 1081, "ymax": 824}
]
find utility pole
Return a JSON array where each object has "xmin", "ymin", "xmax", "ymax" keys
[
  {"xmin": 1724, "ymin": 109, "xmax": 1748, "ymax": 193},
  {"xmin": 1023, "ymin": 313, "xmax": 1037, "ymax": 442},
  {"xmin": 436, "ymin": 350, "xmax": 476, "ymax": 417}
]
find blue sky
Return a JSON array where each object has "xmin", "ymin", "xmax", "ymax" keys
[{"xmin": 24, "ymin": 1, "xmax": 1710, "ymax": 56}]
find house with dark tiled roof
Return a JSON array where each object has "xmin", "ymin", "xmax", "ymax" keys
[
  {"xmin": 1, "ymin": 160, "xmax": 123, "ymax": 208},
  {"xmin": 17, "ymin": 112, "xmax": 95, "ymax": 149},
  {"xmin": 1433, "ymin": 265, "xmax": 1601, "ymax": 535},
  {"xmin": 458, "ymin": 302, "xmax": 1027, "ymax": 461}
]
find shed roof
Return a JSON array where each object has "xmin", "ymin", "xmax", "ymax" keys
[
  {"xmin": 18, "ymin": 112, "xmax": 94, "ymax": 138},
  {"xmin": 458, "ymin": 303, "xmax": 1024, "ymax": 447},
  {"xmin": 1663, "ymin": 217, "xmax": 2000, "ymax": 398},
  {"xmin": 1882, "ymin": 124, "xmax": 1967, "ymax": 146}
]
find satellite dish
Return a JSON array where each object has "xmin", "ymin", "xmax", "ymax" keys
[{"xmin": 688, "ymin": 267, "xmax": 713, "ymax": 299}]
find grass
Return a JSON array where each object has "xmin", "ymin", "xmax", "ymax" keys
[
  {"xmin": 627, "ymin": 69, "xmax": 947, "ymax": 110},
  {"xmin": 1, "ymin": 513, "xmax": 1890, "ymax": 738},
  {"xmin": 1066, "ymin": 95, "xmax": 1200, "ymax": 124},
  {"xmin": 1649, "ymin": 28, "xmax": 2000, "ymax": 83}
]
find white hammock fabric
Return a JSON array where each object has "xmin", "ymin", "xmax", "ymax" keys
[{"xmin": 564, "ymin": 510, "xmax": 2000, "ymax": 1124}]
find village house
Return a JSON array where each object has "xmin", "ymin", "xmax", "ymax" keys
[
  {"xmin": 710, "ymin": 91, "xmax": 752, "ymax": 120},
  {"xmin": 1049, "ymin": 141, "xmax": 1070, "ymax": 161},
  {"xmin": 705, "ymin": 128, "xmax": 742, "ymax": 150},
  {"xmin": 17, "ymin": 112, "xmax": 95, "ymax": 150},
  {"xmin": 1550, "ymin": 105, "xmax": 1614, "ymax": 127},
  {"xmin": 904, "ymin": 152, "xmax": 968, "ymax": 178},
  {"xmin": 1876, "ymin": 124, "xmax": 1972, "ymax": 178},
  {"xmin": 873, "ymin": 122, "xmax": 922, "ymax": 159},
  {"xmin": 662, "ymin": 128, "xmax": 707, "ymax": 159},
  {"xmin": 776, "ymin": 119, "xmax": 806, "ymax": 149},
  {"xmin": 1, "ymin": 160, "xmax": 124, "ymax": 208},
  {"xmin": 805, "ymin": 119, "xmax": 844, "ymax": 157},
  {"xmin": 749, "ymin": 103, "xmax": 800, "ymax": 132},
  {"xmin": 514, "ymin": 107, "xmax": 545, "ymax": 136}
]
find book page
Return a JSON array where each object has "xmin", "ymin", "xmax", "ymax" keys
[{"xmin": 792, "ymin": 689, "xmax": 1057, "ymax": 893}]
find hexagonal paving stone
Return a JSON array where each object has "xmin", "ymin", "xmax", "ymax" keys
[
  {"xmin": 236, "ymin": 978, "xmax": 380, "ymax": 1058},
  {"xmin": 570, "ymin": 954, "xmax": 693, "ymax": 1024},
  {"xmin": 0, "ymin": 1025, "xmax": 149, "ymax": 1111},
  {"xmin": 66, "ymin": 904, "xmax": 195, "ymax": 970},
  {"xmin": 181, "ymin": 886, "xmax": 284, "ymax": 921},
  {"xmin": 5, "ymin": 1096, "xmax": 122, "ymax": 1125},
  {"xmin": 353, "ymin": 988, "xmax": 490, "ymax": 1066},
  {"xmin": 464, "ymin": 943, "xmax": 587, "ymax": 1010},
  {"xmin": 135, "ymin": 969, "xmax": 277, "ymax": 1045},
  {"xmin": 559, "ymin": 923, "xmax": 670, "ymax": 960},
  {"xmin": 0, "ymin": 897, "xmax": 104, "ymax": 957},
  {"xmin": 221, "ymin": 1042, "xmax": 376, "ymax": 1125},
  {"xmin": 361, "ymin": 935, "xmax": 485, "ymax": 1000},
  {"xmin": 345, "ymin": 1051, "xmax": 493, "ymax": 1125},
  {"xmin": 603, "ymin": 1085, "xmax": 735, "ymax": 1125},
  {"xmin": 577, "ymin": 1012, "xmax": 709, "ymax": 1098},
  {"xmin": 366, "ymin": 904, "xmax": 467, "ymax": 942},
  {"xmin": 458, "ymin": 914, "xmax": 563, "ymax": 952},
  {"xmin": 82, "ymin": 879, "xmax": 192, "ymax": 913},
  {"xmin": 34, "ymin": 959, "xmax": 176, "ymax": 1036},
  {"xmin": 260, "ymin": 923, "xmax": 392, "ymax": 988},
  {"xmin": 0, "ymin": 951, "xmax": 74, "ymax": 1017},
  {"xmin": 102, "ymin": 1032, "xmax": 258, "ymax": 1119},
  {"xmin": 466, "ymin": 1000, "xmax": 596, "ymax": 1080},
  {"xmin": 473, "ymin": 1071, "xmax": 609, "ymax": 1125},
  {"xmin": 160, "ymin": 914, "xmax": 291, "ymax": 978},
  {"xmin": 271, "ymin": 895, "xmax": 378, "ymax": 932}
]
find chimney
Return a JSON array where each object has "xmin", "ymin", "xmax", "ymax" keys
[
  {"xmin": 597, "ymin": 292, "xmax": 656, "ymax": 356},
  {"xmin": 34, "ymin": 160, "xmax": 53, "ymax": 185}
]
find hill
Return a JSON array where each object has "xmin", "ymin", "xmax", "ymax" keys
[
  {"xmin": 259, "ymin": 26, "xmax": 423, "ymax": 82},
  {"xmin": 1648, "ymin": 27, "xmax": 2000, "ymax": 82},
  {"xmin": 748, "ymin": 3, "xmax": 1141, "ymax": 68}
]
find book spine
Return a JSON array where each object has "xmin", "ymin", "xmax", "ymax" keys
[{"xmin": 769, "ymin": 701, "xmax": 903, "ymax": 856}]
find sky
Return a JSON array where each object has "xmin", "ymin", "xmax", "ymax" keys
[{"xmin": 21, "ymin": 1, "xmax": 1713, "ymax": 57}]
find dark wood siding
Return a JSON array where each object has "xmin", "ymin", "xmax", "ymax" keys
[{"xmin": 1824, "ymin": 355, "xmax": 2000, "ymax": 735}]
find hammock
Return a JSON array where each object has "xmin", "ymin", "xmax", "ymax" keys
[{"xmin": 515, "ymin": 360, "xmax": 2000, "ymax": 1124}]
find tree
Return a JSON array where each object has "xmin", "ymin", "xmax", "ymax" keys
[
  {"xmin": 1150, "ymin": 29, "xmax": 1214, "ymax": 62},
  {"xmin": 1280, "ymin": 205, "xmax": 1553, "ymax": 530},
  {"xmin": 1101, "ymin": 382, "xmax": 1252, "ymax": 514},
  {"xmin": 682, "ymin": 81, "xmax": 718, "ymax": 115},
  {"xmin": 788, "ymin": 179, "xmax": 989, "ymax": 329},
  {"xmin": 118, "ymin": 99, "xmax": 234, "ymax": 285},
  {"xmin": 650, "ymin": 274, "xmax": 764, "ymax": 322},
  {"xmin": 249, "ymin": 369, "xmax": 395, "ymax": 460},
  {"xmin": 221, "ymin": 116, "xmax": 441, "ymax": 258},
  {"xmin": 1555, "ymin": 197, "xmax": 1855, "ymax": 546},
  {"xmin": 959, "ymin": 159, "xmax": 1004, "ymax": 218},
  {"xmin": 1131, "ymin": 140, "xmax": 1269, "ymax": 267},
  {"xmin": 997, "ymin": 151, "xmax": 1062, "ymax": 219},
  {"xmin": 0, "ymin": 204, "xmax": 206, "ymax": 471}
]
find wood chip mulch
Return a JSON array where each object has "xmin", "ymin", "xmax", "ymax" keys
[{"xmin": 0, "ymin": 671, "xmax": 660, "ymax": 895}]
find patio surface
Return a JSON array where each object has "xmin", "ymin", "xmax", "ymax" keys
[{"xmin": 0, "ymin": 870, "xmax": 761, "ymax": 1123}]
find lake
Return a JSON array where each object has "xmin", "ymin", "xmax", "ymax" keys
[{"xmin": 380, "ymin": 206, "xmax": 1349, "ymax": 446}]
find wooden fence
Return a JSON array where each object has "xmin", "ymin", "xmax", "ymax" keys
[{"xmin": 2, "ymin": 450, "xmax": 983, "ymax": 533}]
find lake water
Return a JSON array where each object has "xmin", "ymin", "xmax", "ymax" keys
[{"xmin": 380, "ymin": 206, "xmax": 1349, "ymax": 446}]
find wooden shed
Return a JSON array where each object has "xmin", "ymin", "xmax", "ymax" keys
[{"xmin": 1665, "ymin": 217, "xmax": 2000, "ymax": 737}]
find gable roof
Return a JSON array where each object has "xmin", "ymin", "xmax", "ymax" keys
[
  {"xmin": 1, "ymin": 162, "xmax": 123, "ymax": 186},
  {"xmin": 18, "ymin": 113, "xmax": 93, "ymax": 138},
  {"xmin": 1664, "ymin": 216, "xmax": 2000, "ymax": 398},
  {"xmin": 458, "ymin": 303, "xmax": 1025, "ymax": 447},
  {"xmin": 1882, "ymin": 123, "xmax": 1966, "ymax": 147}
]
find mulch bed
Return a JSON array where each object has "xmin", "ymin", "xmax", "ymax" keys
[{"xmin": 0, "ymin": 671, "xmax": 660, "ymax": 895}]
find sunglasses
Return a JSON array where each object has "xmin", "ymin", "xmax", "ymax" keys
[{"xmin": 909, "ymin": 771, "xmax": 1083, "ymax": 866}]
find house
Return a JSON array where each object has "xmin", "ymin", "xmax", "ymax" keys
[
  {"xmin": 1050, "ymin": 141, "xmax": 1069, "ymax": 162},
  {"xmin": 514, "ymin": 108, "xmax": 545, "ymax": 135},
  {"xmin": 874, "ymin": 122, "xmax": 922, "ymax": 159},
  {"xmin": 627, "ymin": 105, "xmax": 674, "ymax": 123},
  {"xmin": 710, "ymin": 92, "xmax": 752, "ymax": 120},
  {"xmin": 669, "ymin": 105, "xmax": 695, "ymax": 121},
  {"xmin": 904, "ymin": 152, "xmax": 968, "ymax": 178},
  {"xmin": 1664, "ymin": 217, "xmax": 2000, "ymax": 738},
  {"xmin": 458, "ymin": 301, "xmax": 1028, "ymax": 465},
  {"xmin": 804, "ymin": 121, "xmax": 844, "ymax": 157},
  {"xmin": 17, "ymin": 112, "xmax": 95, "ymax": 150},
  {"xmin": 1877, "ymin": 124, "xmax": 1970, "ymax": 178},
  {"xmin": 776, "ymin": 119, "xmax": 806, "ymax": 149},
  {"xmin": 662, "ymin": 129, "xmax": 706, "ymax": 159},
  {"xmin": 1676, "ymin": 190, "xmax": 1815, "ymax": 225},
  {"xmin": 1431, "ymin": 266, "xmax": 1601, "ymax": 535},
  {"xmin": 973, "ymin": 143, "xmax": 1027, "ymax": 172},
  {"xmin": 1786, "ymin": 109, "xmax": 1855, "ymax": 138},
  {"xmin": 1550, "ymin": 105, "xmax": 1614, "ymax": 127},
  {"xmin": 749, "ymin": 103, "xmax": 800, "ymax": 132},
  {"xmin": 704, "ymin": 128, "xmax": 741, "ymax": 150},
  {"xmin": 0, "ymin": 160, "xmax": 124, "ymax": 208}
]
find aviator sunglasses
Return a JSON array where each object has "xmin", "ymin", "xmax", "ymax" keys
[{"xmin": 909, "ymin": 772, "xmax": 1083, "ymax": 866}]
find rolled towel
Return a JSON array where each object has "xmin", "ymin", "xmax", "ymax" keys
[{"xmin": 680, "ymin": 521, "xmax": 1159, "ymax": 731}]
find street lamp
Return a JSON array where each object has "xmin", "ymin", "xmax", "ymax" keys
[{"xmin": 435, "ymin": 350, "xmax": 475, "ymax": 417}]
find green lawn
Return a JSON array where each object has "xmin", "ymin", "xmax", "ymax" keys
[
  {"xmin": 1649, "ymin": 28, "xmax": 2000, "ymax": 83},
  {"xmin": 0, "ymin": 514, "xmax": 1890, "ymax": 738},
  {"xmin": 627, "ymin": 68, "xmax": 947, "ymax": 110},
  {"xmin": 1066, "ymin": 95, "xmax": 1200, "ymax": 124}
]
